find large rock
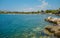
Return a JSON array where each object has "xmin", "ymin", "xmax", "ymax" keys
[
  {"xmin": 44, "ymin": 25, "xmax": 60, "ymax": 38},
  {"xmin": 45, "ymin": 17, "xmax": 60, "ymax": 25}
]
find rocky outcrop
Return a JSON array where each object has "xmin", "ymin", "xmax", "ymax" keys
[
  {"xmin": 45, "ymin": 16, "xmax": 60, "ymax": 25},
  {"xmin": 44, "ymin": 25, "xmax": 60, "ymax": 38},
  {"xmin": 44, "ymin": 17, "xmax": 60, "ymax": 38}
]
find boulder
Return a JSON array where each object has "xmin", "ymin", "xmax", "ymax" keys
[
  {"xmin": 45, "ymin": 17, "xmax": 60, "ymax": 25},
  {"xmin": 44, "ymin": 25, "xmax": 60, "ymax": 38}
]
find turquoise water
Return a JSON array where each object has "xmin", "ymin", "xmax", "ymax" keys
[{"xmin": 0, "ymin": 14, "xmax": 60, "ymax": 38}]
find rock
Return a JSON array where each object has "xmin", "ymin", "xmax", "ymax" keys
[
  {"xmin": 44, "ymin": 25, "xmax": 60, "ymax": 38},
  {"xmin": 45, "ymin": 17, "xmax": 60, "ymax": 25},
  {"xmin": 44, "ymin": 26, "xmax": 54, "ymax": 36}
]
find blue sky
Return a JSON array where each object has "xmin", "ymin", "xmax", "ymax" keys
[{"xmin": 0, "ymin": 0, "xmax": 60, "ymax": 12}]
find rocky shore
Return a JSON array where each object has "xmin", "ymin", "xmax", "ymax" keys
[
  {"xmin": 45, "ymin": 16, "xmax": 60, "ymax": 25},
  {"xmin": 44, "ymin": 17, "xmax": 60, "ymax": 38}
]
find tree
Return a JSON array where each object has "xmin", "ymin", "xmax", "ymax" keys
[
  {"xmin": 37, "ymin": 10, "xmax": 40, "ymax": 13},
  {"xmin": 45, "ymin": 10, "xmax": 52, "ymax": 13},
  {"xmin": 41, "ymin": 10, "xmax": 45, "ymax": 13}
]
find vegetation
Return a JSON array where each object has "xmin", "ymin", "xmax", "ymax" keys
[
  {"xmin": 0, "ymin": 8, "xmax": 60, "ymax": 14},
  {"xmin": 0, "ymin": 10, "xmax": 43, "ymax": 14},
  {"xmin": 45, "ymin": 8, "xmax": 60, "ymax": 14},
  {"xmin": 45, "ymin": 10, "xmax": 58, "ymax": 14}
]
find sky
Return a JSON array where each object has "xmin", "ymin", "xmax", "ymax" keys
[{"xmin": 0, "ymin": 0, "xmax": 60, "ymax": 12}]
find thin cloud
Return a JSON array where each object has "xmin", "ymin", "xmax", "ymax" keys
[
  {"xmin": 37, "ymin": 0, "xmax": 49, "ymax": 10},
  {"xmin": 22, "ymin": 0, "xmax": 51, "ymax": 12},
  {"xmin": 23, "ymin": 8, "xmax": 34, "ymax": 12}
]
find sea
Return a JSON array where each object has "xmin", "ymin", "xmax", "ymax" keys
[{"xmin": 0, "ymin": 14, "xmax": 60, "ymax": 38}]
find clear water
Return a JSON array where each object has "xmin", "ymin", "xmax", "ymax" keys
[{"xmin": 0, "ymin": 14, "xmax": 60, "ymax": 38}]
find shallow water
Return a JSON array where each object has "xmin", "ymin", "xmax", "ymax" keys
[{"xmin": 0, "ymin": 14, "xmax": 60, "ymax": 38}]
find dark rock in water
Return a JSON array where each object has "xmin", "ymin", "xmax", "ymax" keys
[
  {"xmin": 54, "ymin": 32, "xmax": 60, "ymax": 37},
  {"xmin": 40, "ymin": 31, "xmax": 49, "ymax": 36}
]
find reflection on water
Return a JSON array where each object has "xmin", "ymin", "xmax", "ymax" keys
[{"xmin": 0, "ymin": 14, "xmax": 60, "ymax": 38}]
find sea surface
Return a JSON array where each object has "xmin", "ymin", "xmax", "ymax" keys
[{"xmin": 0, "ymin": 14, "xmax": 60, "ymax": 38}]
